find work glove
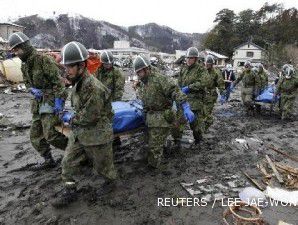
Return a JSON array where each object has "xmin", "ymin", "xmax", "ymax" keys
[
  {"xmin": 61, "ymin": 111, "xmax": 74, "ymax": 124},
  {"xmin": 53, "ymin": 98, "xmax": 65, "ymax": 115},
  {"xmin": 181, "ymin": 86, "xmax": 190, "ymax": 95},
  {"xmin": 181, "ymin": 102, "xmax": 195, "ymax": 123},
  {"xmin": 29, "ymin": 88, "xmax": 43, "ymax": 101}
]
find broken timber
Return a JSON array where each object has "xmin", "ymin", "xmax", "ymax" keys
[
  {"xmin": 267, "ymin": 145, "xmax": 298, "ymax": 163},
  {"xmin": 265, "ymin": 155, "xmax": 284, "ymax": 184}
]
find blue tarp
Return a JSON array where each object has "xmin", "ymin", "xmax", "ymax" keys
[
  {"xmin": 112, "ymin": 100, "xmax": 145, "ymax": 134},
  {"xmin": 255, "ymin": 85, "xmax": 279, "ymax": 103}
]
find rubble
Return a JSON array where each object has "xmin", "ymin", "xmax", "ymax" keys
[
  {"xmin": 265, "ymin": 155, "xmax": 284, "ymax": 184},
  {"xmin": 180, "ymin": 174, "xmax": 248, "ymax": 201},
  {"xmin": 223, "ymin": 201, "xmax": 265, "ymax": 225},
  {"xmin": 267, "ymin": 145, "xmax": 298, "ymax": 163},
  {"xmin": 3, "ymin": 87, "xmax": 14, "ymax": 95}
]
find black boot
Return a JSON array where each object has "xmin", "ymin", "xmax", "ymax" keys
[
  {"xmin": 192, "ymin": 133, "xmax": 202, "ymax": 149},
  {"xmin": 191, "ymin": 140, "xmax": 201, "ymax": 149},
  {"xmin": 51, "ymin": 186, "xmax": 78, "ymax": 208},
  {"xmin": 30, "ymin": 152, "xmax": 56, "ymax": 171},
  {"xmin": 255, "ymin": 105, "xmax": 261, "ymax": 115},
  {"xmin": 113, "ymin": 137, "xmax": 121, "ymax": 147},
  {"xmin": 113, "ymin": 137, "xmax": 121, "ymax": 152},
  {"xmin": 173, "ymin": 139, "xmax": 181, "ymax": 150}
]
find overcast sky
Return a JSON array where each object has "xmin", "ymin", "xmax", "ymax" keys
[{"xmin": 0, "ymin": 0, "xmax": 297, "ymax": 33}]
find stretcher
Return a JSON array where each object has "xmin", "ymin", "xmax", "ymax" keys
[{"xmin": 55, "ymin": 100, "xmax": 146, "ymax": 137}]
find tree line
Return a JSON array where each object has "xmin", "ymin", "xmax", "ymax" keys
[{"xmin": 202, "ymin": 3, "xmax": 298, "ymax": 66}]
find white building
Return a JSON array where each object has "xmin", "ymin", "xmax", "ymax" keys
[
  {"xmin": 232, "ymin": 41, "xmax": 267, "ymax": 68},
  {"xmin": 103, "ymin": 41, "xmax": 149, "ymax": 60},
  {"xmin": 175, "ymin": 50, "xmax": 186, "ymax": 60},
  {"xmin": 150, "ymin": 52, "xmax": 176, "ymax": 64},
  {"xmin": 175, "ymin": 49, "xmax": 228, "ymax": 66},
  {"xmin": 0, "ymin": 23, "xmax": 25, "ymax": 50},
  {"xmin": 113, "ymin": 40, "xmax": 130, "ymax": 49},
  {"xmin": 200, "ymin": 49, "xmax": 228, "ymax": 67},
  {"xmin": 0, "ymin": 37, "xmax": 8, "ymax": 51},
  {"xmin": 107, "ymin": 47, "xmax": 149, "ymax": 59}
]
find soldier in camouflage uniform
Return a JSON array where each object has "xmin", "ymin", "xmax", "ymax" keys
[
  {"xmin": 275, "ymin": 64, "xmax": 298, "ymax": 120},
  {"xmin": 94, "ymin": 51, "xmax": 125, "ymax": 147},
  {"xmin": 254, "ymin": 63, "xmax": 269, "ymax": 113},
  {"xmin": 52, "ymin": 42, "xmax": 118, "ymax": 208},
  {"xmin": 94, "ymin": 51, "xmax": 125, "ymax": 101},
  {"xmin": 174, "ymin": 47, "xmax": 209, "ymax": 145},
  {"xmin": 204, "ymin": 55, "xmax": 225, "ymax": 131},
  {"xmin": 257, "ymin": 63, "xmax": 268, "ymax": 91},
  {"xmin": 232, "ymin": 60, "xmax": 262, "ymax": 115},
  {"xmin": 8, "ymin": 32, "xmax": 68, "ymax": 170},
  {"xmin": 133, "ymin": 55, "xmax": 195, "ymax": 169}
]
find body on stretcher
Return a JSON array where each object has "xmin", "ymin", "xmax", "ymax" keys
[{"xmin": 55, "ymin": 100, "xmax": 146, "ymax": 137}]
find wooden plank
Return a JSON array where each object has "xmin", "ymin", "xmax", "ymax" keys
[
  {"xmin": 275, "ymin": 163, "xmax": 298, "ymax": 175},
  {"xmin": 242, "ymin": 171, "xmax": 265, "ymax": 191},
  {"xmin": 267, "ymin": 145, "xmax": 298, "ymax": 162},
  {"xmin": 257, "ymin": 163, "xmax": 271, "ymax": 178},
  {"xmin": 265, "ymin": 155, "xmax": 284, "ymax": 184}
]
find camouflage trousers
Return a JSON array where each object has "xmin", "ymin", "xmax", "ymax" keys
[
  {"xmin": 145, "ymin": 127, "xmax": 170, "ymax": 168},
  {"xmin": 241, "ymin": 87, "xmax": 254, "ymax": 113},
  {"xmin": 171, "ymin": 109, "xmax": 206, "ymax": 142},
  {"xmin": 204, "ymin": 95, "xmax": 217, "ymax": 131},
  {"xmin": 280, "ymin": 94, "xmax": 296, "ymax": 120},
  {"xmin": 61, "ymin": 132, "xmax": 117, "ymax": 184},
  {"xmin": 30, "ymin": 113, "xmax": 68, "ymax": 156}
]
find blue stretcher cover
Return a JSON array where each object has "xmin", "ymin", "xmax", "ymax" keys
[
  {"xmin": 255, "ymin": 85, "xmax": 279, "ymax": 103},
  {"xmin": 112, "ymin": 100, "xmax": 145, "ymax": 134}
]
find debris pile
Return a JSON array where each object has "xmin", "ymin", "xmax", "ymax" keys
[
  {"xmin": 181, "ymin": 174, "xmax": 249, "ymax": 202},
  {"xmin": 223, "ymin": 201, "xmax": 265, "ymax": 225}
]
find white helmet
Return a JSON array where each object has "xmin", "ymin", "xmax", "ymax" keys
[{"xmin": 226, "ymin": 64, "xmax": 233, "ymax": 71}]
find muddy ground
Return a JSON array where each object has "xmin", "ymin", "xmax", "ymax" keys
[{"xmin": 0, "ymin": 78, "xmax": 297, "ymax": 225}]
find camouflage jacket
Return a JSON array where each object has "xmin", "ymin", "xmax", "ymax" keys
[
  {"xmin": 94, "ymin": 67, "xmax": 125, "ymax": 101},
  {"xmin": 137, "ymin": 71, "xmax": 187, "ymax": 127},
  {"xmin": 234, "ymin": 69, "xmax": 262, "ymax": 89},
  {"xmin": 258, "ymin": 71, "xmax": 268, "ymax": 90},
  {"xmin": 178, "ymin": 62, "xmax": 209, "ymax": 110},
  {"xmin": 276, "ymin": 74, "xmax": 298, "ymax": 96},
  {"xmin": 205, "ymin": 68, "xmax": 225, "ymax": 99},
  {"xmin": 71, "ymin": 71, "xmax": 113, "ymax": 145},
  {"xmin": 21, "ymin": 50, "xmax": 67, "ymax": 114}
]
